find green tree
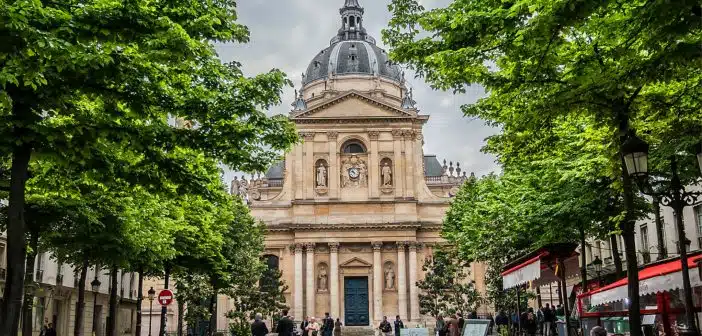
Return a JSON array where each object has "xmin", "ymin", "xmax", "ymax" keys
[
  {"xmin": 417, "ymin": 247, "xmax": 480, "ymax": 317},
  {"xmin": 0, "ymin": 1, "xmax": 297, "ymax": 333},
  {"xmin": 383, "ymin": 2, "xmax": 701, "ymax": 333}
]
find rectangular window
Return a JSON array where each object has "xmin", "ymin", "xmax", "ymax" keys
[
  {"xmin": 640, "ymin": 224, "xmax": 649, "ymax": 251},
  {"xmin": 696, "ymin": 205, "xmax": 702, "ymax": 235}
]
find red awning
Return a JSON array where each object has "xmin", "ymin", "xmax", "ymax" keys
[{"xmin": 580, "ymin": 253, "xmax": 702, "ymax": 306}]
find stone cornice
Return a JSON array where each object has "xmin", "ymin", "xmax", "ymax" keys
[
  {"xmin": 265, "ymin": 222, "xmax": 439, "ymax": 232},
  {"xmin": 292, "ymin": 117, "xmax": 429, "ymax": 125},
  {"xmin": 292, "ymin": 90, "xmax": 416, "ymax": 119}
]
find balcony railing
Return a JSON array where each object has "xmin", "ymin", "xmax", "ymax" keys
[{"xmin": 0, "ymin": 267, "xmax": 6, "ymax": 281}]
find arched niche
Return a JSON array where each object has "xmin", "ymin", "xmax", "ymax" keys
[{"xmin": 383, "ymin": 261, "xmax": 396, "ymax": 290}]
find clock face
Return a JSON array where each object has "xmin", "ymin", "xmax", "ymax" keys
[{"xmin": 348, "ymin": 168, "xmax": 360, "ymax": 179}]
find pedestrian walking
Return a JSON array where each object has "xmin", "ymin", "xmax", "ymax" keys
[
  {"xmin": 45, "ymin": 323, "xmax": 57, "ymax": 336},
  {"xmin": 447, "ymin": 314, "xmax": 460, "ymax": 336},
  {"xmin": 436, "ymin": 314, "xmax": 447, "ymax": 336},
  {"xmin": 307, "ymin": 317, "xmax": 321, "ymax": 336},
  {"xmin": 524, "ymin": 309, "xmax": 537, "ymax": 336},
  {"xmin": 322, "ymin": 313, "xmax": 334, "ymax": 336},
  {"xmin": 457, "ymin": 313, "xmax": 465, "ymax": 335},
  {"xmin": 301, "ymin": 317, "xmax": 310, "ymax": 336},
  {"xmin": 334, "ymin": 318, "xmax": 343, "ymax": 336},
  {"xmin": 394, "ymin": 315, "xmax": 405, "ymax": 336},
  {"xmin": 495, "ymin": 311, "xmax": 509, "ymax": 336},
  {"xmin": 276, "ymin": 309, "xmax": 295, "ymax": 336},
  {"xmin": 542, "ymin": 304, "xmax": 554, "ymax": 336},
  {"xmin": 379, "ymin": 316, "xmax": 393, "ymax": 336},
  {"xmin": 252, "ymin": 313, "xmax": 269, "ymax": 336}
]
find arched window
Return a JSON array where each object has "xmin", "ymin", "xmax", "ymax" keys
[
  {"xmin": 260, "ymin": 254, "xmax": 279, "ymax": 290},
  {"xmin": 342, "ymin": 140, "xmax": 366, "ymax": 154}
]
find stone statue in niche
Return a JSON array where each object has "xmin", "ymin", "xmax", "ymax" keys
[
  {"xmin": 316, "ymin": 163, "xmax": 327, "ymax": 187},
  {"xmin": 318, "ymin": 266, "xmax": 328, "ymax": 291},
  {"xmin": 384, "ymin": 267, "xmax": 395, "ymax": 289},
  {"xmin": 381, "ymin": 162, "xmax": 392, "ymax": 186},
  {"xmin": 238, "ymin": 176, "xmax": 248, "ymax": 197}
]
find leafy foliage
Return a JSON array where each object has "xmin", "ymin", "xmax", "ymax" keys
[{"xmin": 417, "ymin": 247, "xmax": 480, "ymax": 317}]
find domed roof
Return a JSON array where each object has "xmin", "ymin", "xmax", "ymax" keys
[
  {"xmin": 303, "ymin": 41, "xmax": 403, "ymax": 85},
  {"xmin": 301, "ymin": 0, "xmax": 403, "ymax": 85}
]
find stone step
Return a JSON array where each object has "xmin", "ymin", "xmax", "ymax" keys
[{"xmin": 340, "ymin": 326, "xmax": 377, "ymax": 336}]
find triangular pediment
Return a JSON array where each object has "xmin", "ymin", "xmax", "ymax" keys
[
  {"xmin": 340, "ymin": 257, "xmax": 373, "ymax": 268},
  {"xmin": 292, "ymin": 91, "xmax": 417, "ymax": 119}
]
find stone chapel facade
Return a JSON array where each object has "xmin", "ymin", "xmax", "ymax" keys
[{"xmin": 233, "ymin": 0, "xmax": 486, "ymax": 328}]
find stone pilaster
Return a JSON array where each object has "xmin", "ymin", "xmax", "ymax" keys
[
  {"xmin": 369, "ymin": 130, "xmax": 380, "ymax": 198},
  {"xmin": 327, "ymin": 131, "xmax": 339, "ymax": 199},
  {"xmin": 403, "ymin": 130, "xmax": 415, "ymax": 198},
  {"xmin": 329, "ymin": 242, "xmax": 340, "ymax": 318},
  {"xmin": 302, "ymin": 133, "xmax": 315, "ymax": 199},
  {"xmin": 392, "ymin": 130, "xmax": 404, "ymax": 197},
  {"xmin": 293, "ymin": 243, "xmax": 304, "ymax": 320},
  {"xmin": 408, "ymin": 242, "xmax": 420, "ymax": 321},
  {"xmin": 305, "ymin": 242, "xmax": 316, "ymax": 317},
  {"xmin": 397, "ymin": 241, "xmax": 407, "ymax": 319},
  {"xmin": 372, "ymin": 241, "xmax": 384, "ymax": 322}
]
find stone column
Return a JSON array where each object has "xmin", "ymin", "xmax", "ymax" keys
[
  {"xmin": 293, "ymin": 243, "xmax": 304, "ymax": 320},
  {"xmin": 372, "ymin": 241, "xmax": 384, "ymax": 322},
  {"xmin": 369, "ymin": 131, "xmax": 380, "ymax": 198},
  {"xmin": 327, "ymin": 132, "xmax": 339, "ymax": 199},
  {"xmin": 397, "ymin": 241, "xmax": 407, "ymax": 319},
  {"xmin": 408, "ymin": 243, "xmax": 420, "ymax": 321},
  {"xmin": 305, "ymin": 243, "xmax": 316, "ymax": 318},
  {"xmin": 329, "ymin": 242, "xmax": 340, "ymax": 318}
]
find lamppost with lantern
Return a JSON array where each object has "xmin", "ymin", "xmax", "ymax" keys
[
  {"xmin": 91, "ymin": 277, "xmax": 101, "ymax": 334},
  {"xmin": 589, "ymin": 255, "xmax": 603, "ymax": 287},
  {"xmin": 148, "ymin": 287, "xmax": 156, "ymax": 336},
  {"xmin": 622, "ymin": 132, "xmax": 702, "ymax": 336}
]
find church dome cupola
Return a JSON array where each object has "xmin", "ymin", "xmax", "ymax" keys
[{"xmin": 301, "ymin": 0, "xmax": 403, "ymax": 86}]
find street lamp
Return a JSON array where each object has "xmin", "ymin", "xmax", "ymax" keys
[
  {"xmin": 148, "ymin": 287, "xmax": 156, "ymax": 336},
  {"xmin": 91, "ymin": 278, "xmax": 101, "ymax": 334},
  {"xmin": 623, "ymin": 133, "xmax": 702, "ymax": 336},
  {"xmin": 589, "ymin": 256, "xmax": 603, "ymax": 287},
  {"xmin": 621, "ymin": 133, "xmax": 650, "ymax": 178}
]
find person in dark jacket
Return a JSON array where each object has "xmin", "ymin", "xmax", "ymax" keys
[
  {"xmin": 45, "ymin": 323, "xmax": 57, "ymax": 336},
  {"xmin": 252, "ymin": 313, "xmax": 269, "ymax": 336},
  {"xmin": 322, "ymin": 312, "xmax": 334, "ymax": 336},
  {"xmin": 457, "ymin": 313, "xmax": 465, "ymax": 334},
  {"xmin": 524, "ymin": 308, "xmax": 537, "ymax": 336},
  {"xmin": 276, "ymin": 309, "xmax": 295, "ymax": 336},
  {"xmin": 394, "ymin": 315, "xmax": 405, "ymax": 336},
  {"xmin": 301, "ymin": 317, "xmax": 310, "ymax": 336}
]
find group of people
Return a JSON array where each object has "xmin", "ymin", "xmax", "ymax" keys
[
  {"xmin": 434, "ymin": 312, "xmax": 472, "ymax": 336},
  {"xmin": 378, "ymin": 315, "xmax": 405, "ymax": 336},
  {"xmin": 252, "ymin": 310, "xmax": 342, "ymax": 336},
  {"xmin": 494, "ymin": 303, "xmax": 565, "ymax": 336},
  {"xmin": 39, "ymin": 319, "xmax": 58, "ymax": 336}
]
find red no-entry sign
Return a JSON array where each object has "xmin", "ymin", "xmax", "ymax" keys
[{"xmin": 158, "ymin": 289, "xmax": 173, "ymax": 306}]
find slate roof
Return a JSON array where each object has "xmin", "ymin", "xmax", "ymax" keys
[{"xmin": 303, "ymin": 41, "xmax": 403, "ymax": 85}]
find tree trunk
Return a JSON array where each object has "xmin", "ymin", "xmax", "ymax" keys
[
  {"xmin": 136, "ymin": 270, "xmax": 144, "ymax": 336},
  {"xmin": 0, "ymin": 142, "xmax": 32, "ymax": 336},
  {"xmin": 207, "ymin": 289, "xmax": 218, "ymax": 336},
  {"xmin": 107, "ymin": 265, "xmax": 118, "ymax": 336},
  {"xmin": 160, "ymin": 266, "xmax": 170, "ymax": 336},
  {"xmin": 652, "ymin": 197, "xmax": 667, "ymax": 260},
  {"xmin": 177, "ymin": 299, "xmax": 185, "ymax": 336},
  {"xmin": 21, "ymin": 231, "xmax": 39, "ymax": 336},
  {"xmin": 610, "ymin": 234, "xmax": 623, "ymax": 278},
  {"xmin": 620, "ymin": 156, "xmax": 642, "ymax": 336},
  {"xmin": 74, "ymin": 257, "xmax": 89, "ymax": 336},
  {"xmin": 579, "ymin": 228, "xmax": 588, "ymax": 293}
]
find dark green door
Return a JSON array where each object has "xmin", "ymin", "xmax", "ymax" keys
[{"xmin": 344, "ymin": 277, "xmax": 369, "ymax": 326}]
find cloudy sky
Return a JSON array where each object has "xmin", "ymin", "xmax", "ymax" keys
[{"xmin": 216, "ymin": 0, "xmax": 499, "ymax": 182}]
